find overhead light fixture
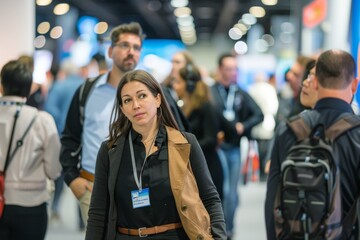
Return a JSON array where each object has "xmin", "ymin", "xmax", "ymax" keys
[
  {"xmin": 94, "ymin": 22, "xmax": 108, "ymax": 34},
  {"xmin": 53, "ymin": 3, "xmax": 70, "ymax": 15},
  {"xmin": 170, "ymin": 0, "xmax": 188, "ymax": 8},
  {"xmin": 37, "ymin": 21, "xmax": 51, "ymax": 34},
  {"xmin": 174, "ymin": 7, "xmax": 191, "ymax": 17},
  {"xmin": 36, "ymin": 0, "xmax": 52, "ymax": 6},
  {"xmin": 50, "ymin": 26, "xmax": 63, "ymax": 39},
  {"xmin": 249, "ymin": 6, "xmax": 266, "ymax": 18},
  {"xmin": 242, "ymin": 13, "xmax": 257, "ymax": 25},
  {"xmin": 261, "ymin": 0, "xmax": 278, "ymax": 6}
]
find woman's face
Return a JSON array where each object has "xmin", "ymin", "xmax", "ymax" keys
[
  {"xmin": 120, "ymin": 81, "xmax": 161, "ymax": 131},
  {"xmin": 300, "ymin": 67, "xmax": 318, "ymax": 109},
  {"xmin": 172, "ymin": 74, "xmax": 187, "ymax": 99},
  {"xmin": 171, "ymin": 53, "xmax": 187, "ymax": 77}
]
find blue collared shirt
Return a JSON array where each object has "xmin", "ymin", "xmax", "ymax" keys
[{"xmin": 81, "ymin": 73, "xmax": 116, "ymax": 174}]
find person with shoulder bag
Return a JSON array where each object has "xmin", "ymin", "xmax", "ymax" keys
[
  {"xmin": 0, "ymin": 60, "xmax": 62, "ymax": 240},
  {"xmin": 85, "ymin": 70, "xmax": 226, "ymax": 240}
]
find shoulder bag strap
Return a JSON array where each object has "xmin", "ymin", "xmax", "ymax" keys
[
  {"xmin": 8, "ymin": 112, "xmax": 38, "ymax": 162},
  {"xmin": 4, "ymin": 111, "xmax": 38, "ymax": 172},
  {"xmin": 3, "ymin": 107, "xmax": 21, "ymax": 172}
]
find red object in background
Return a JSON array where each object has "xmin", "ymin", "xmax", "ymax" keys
[
  {"xmin": 242, "ymin": 140, "xmax": 260, "ymax": 184},
  {"xmin": 303, "ymin": 0, "xmax": 327, "ymax": 28}
]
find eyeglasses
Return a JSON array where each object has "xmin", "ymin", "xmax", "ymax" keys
[
  {"xmin": 113, "ymin": 42, "xmax": 141, "ymax": 52},
  {"xmin": 307, "ymin": 72, "xmax": 315, "ymax": 81},
  {"xmin": 300, "ymin": 73, "xmax": 315, "ymax": 88}
]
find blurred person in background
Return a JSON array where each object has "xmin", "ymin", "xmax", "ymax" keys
[
  {"xmin": 248, "ymin": 72, "xmax": 279, "ymax": 181},
  {"xmin": 275, "ymin": 55, "xmax": 315, "ymax": 125},
  {"xmin": 172, "ymin": 63, "xmax": 224, "ymax": 201},
  {"xmin": 18, "ymin": 55, "xmax": 48, "ymax": 110},
  {"xmin": 44, "ymin": 57, "xmax": 85, "ymax": 230},
  {"xmin": 210, "ymin": 53, "xmax": 263, "ymax": 239},
  {"xmin": 0, "ymin": 60, "xmax": 61, "ymax": 240},
  {"xmin": 86, "ymin": 53, "xmax": 109, "ymax": 78},
  {"xmin": 300, "ymin": 60, "xmax": 317, "ymax": 109},
  {"xmin": 162, "ymin": 50, "xmax": 195, "ymax": 93}
]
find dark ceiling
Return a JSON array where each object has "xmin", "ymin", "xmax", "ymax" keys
[{"xmin": 36, "ymin": 0, "xmax": 292, "ymax": 42}]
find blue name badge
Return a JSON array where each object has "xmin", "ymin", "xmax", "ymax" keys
[{"xmin": 131, "ymin": 188, "xmax": 151, "ymax": 209}]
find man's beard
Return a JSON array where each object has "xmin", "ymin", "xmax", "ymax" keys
[{"xmin": 118, "ymin": 56, "xmax": 137, "ymax": 72}]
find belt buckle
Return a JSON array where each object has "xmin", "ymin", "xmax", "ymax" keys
[{"xmin": 138, "ymin": 227, "xmax": 148, "ymax": 237}]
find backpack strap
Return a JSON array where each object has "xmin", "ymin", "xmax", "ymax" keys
[
  {"xmin": 79, "ymin": 74, "xmax": 103, "ymax": 126},
  {"xmin": 325, "ymin": 115, "xmax": 360, "ymax": 141},
  {"xmin": 287, "ymin": 115, "xmax": 311, "ymax": 141}
]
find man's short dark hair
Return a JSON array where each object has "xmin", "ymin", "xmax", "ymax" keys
[
  {"xmin": 1, "ymin": 60, "xmax": 33, "ymax": 97},
  {"xmin": 316, "ymin": 49, "xmax": 356, "ymax": 89},
  {"xmin": 218, "ymin": 53, "xmax": 235, "ymax": 67},
  {"xmin": 110, "ymin": 22, "xmax": 146, "ymax": 47}
]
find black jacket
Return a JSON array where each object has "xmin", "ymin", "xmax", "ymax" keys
[
  {"xmin": 210, "ymin": 83, "xmax": 264, "ymax": 145},
  {"xmin": 265, "ymin": 98, "xmax": 360, "ymax": 240}
]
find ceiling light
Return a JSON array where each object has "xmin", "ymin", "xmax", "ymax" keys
[
  {"xmin": 36, "ymin": 0, "xmax": 52, "ymax": 6},
  {"xmin": 37, "ymin": 21, "xmax": 50, "ymax": 34},
  {"xmin": 261, "ymin": 0, "xmax": 278, "ymax": 6},
  {"xmin": 170, "ymin": 0, "xmax": 188, "ymax": 8},
  {"xmin": 34, "ymin": 35, "xmax": 46, "ymax": 48},
  {"xmin": 262, "ymin": 34, "xmax": 275, "ymax": 46},
  {"xmin": 176, "ymin": 15, "xmax": 194, "ymax": 26},
  {"xmin": 53, "ymin": 3, "xmax": 70, "ymax": 15},
  {"xmin": 249, "ymin": 6, "xmax": 266, "ymax": 18},
  {"xmin": 234, "ymin": 41, "xmax": 248, "ymax": 55},
  {"xmin": 229, "ymin": 28, "xmax": 243, "ymax": 40},
  {"xmin": 50, "ymin": 26, "xmax": 63, "ymax": 39},
  {"xmin": 94, "ymin": 22, "xmax": 108, "ymax": 34},
  {"xmin": 242, "ymin": 13, "xmax": 257, "ymax": 25},
  {"xmin": 174, "ymin": 7, "xmax": 191, "ymax": 17},
  {"xmin": 234, "ymin": 23, "xmax": 248, "ymax": 33}
]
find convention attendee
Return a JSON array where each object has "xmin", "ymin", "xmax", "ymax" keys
[
  {"xmin": 60, "ymin": 22, "xmax": 188, "ymax": 225},
  {"xmin": 162, "ymin": 50, "xmax": 195, "ymax": 89},
  {"xmin": 85, "ymin": 69, "xmax": 226, "ymax": 240},
  {"xmin": 210, "ymin": 53, "xmax": 263, "ymax": 238},
  {"xmin": 265, "ymin": 49, "xmax": 360, "ymax": 239},
  {"xmin": 0, "ymin": 60, "xmax": 62, "ymax": 240},
  {"xmin": 275, "ymin": 55, "xmax": 315, "ymax": 125},
  {"xmin": 172, "ymin": 63, "xmax": 224, "ymax": 200},
  {"xmin": 60, "ymin": 22, "xmax": 146, "ymax": 225},
  {"xmin": 300, "ymin": 60, "xmax": 317, "ymax": 109}
]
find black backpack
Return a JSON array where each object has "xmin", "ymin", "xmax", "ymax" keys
[{"xmin": 273, "ymin": 114, "xmax": 360, "ymax": 240}]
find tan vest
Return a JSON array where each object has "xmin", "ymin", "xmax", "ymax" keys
[{"xmin": 166, "ymin": 127, "xmax": 213, "ymax": 240}]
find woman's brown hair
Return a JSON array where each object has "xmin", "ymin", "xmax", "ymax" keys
[{"xmin": 108, "ymin": 69, "xmax": 179, "ymax": 148}]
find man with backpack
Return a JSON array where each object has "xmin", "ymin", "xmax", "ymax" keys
[
  {"xmin": 265, "ymin": 49, "xmax": 360, "ymax": 240},
  {"xmin": 60, "ymin": 22, "xmax": 145, "ymax": 225}
]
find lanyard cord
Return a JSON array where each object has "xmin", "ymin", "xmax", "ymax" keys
[
  {"xmin": 218, "ymin": 84, "xmax": 236, "ymax": 111},
  {"xmin": 129, "ymin": 131, "xmax": 157, "ymax": 191}
]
